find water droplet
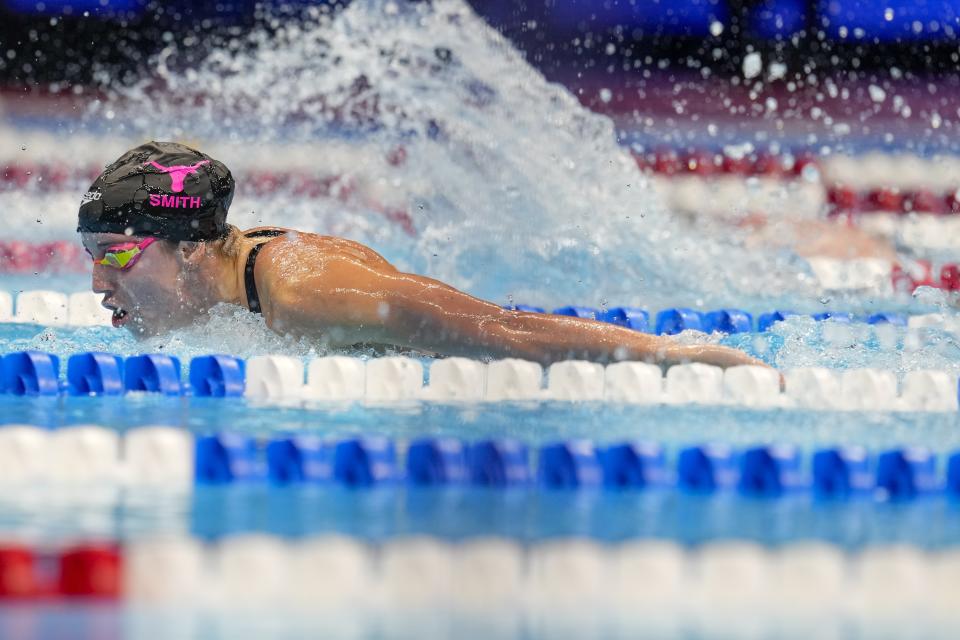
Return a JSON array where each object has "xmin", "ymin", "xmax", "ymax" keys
[
  {"xmin": 742, "ymin": 52, "xmax": 762, "ymax": 79},
  {"xmin": 801, "ymin": 164, "xmax": 821, "ymax": 182}
]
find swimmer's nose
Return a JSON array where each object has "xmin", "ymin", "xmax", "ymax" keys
[{"xmin": 91, "ymin": 264, "xmax": 112, "ymax": 295}]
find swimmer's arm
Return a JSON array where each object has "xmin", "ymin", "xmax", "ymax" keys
[
  {"xmin": 267, "ymin": 255, "xmax": 766, "ymax": 368},
  {"xmin": 381, "ymin": 282, "xmax": 767, "ymax": 368}
]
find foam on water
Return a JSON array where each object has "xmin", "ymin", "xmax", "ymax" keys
[
  {"xmin": 109, "ymin": 0, "xmax": 815, "ymax": 311},
  {"xmin": 0, "ymin": 303, "xmax": 413, "ymax": 364},
  {"xmin": 723, "ymin": 316, "xmax": 960, "ymax": 377}
]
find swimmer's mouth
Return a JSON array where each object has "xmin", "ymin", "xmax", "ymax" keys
[{"xmin": 110, "ymin": 307, "xmax": 129, "ymax": 328}]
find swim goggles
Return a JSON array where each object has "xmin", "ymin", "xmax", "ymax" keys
[{"xmin": 94, "ymin": 237, "xmax": 157, "ymax": 270}]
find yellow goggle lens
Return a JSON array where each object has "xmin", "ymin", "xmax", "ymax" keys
[{"xmin": 99, "ymin": 247, "xmax": 139, "ymax": 269}]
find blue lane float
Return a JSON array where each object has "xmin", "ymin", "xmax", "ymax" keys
[
  {"xmin": 598, "ymin": 307, "xmax": 650, "ymax": 332},
  {"xmin": 266, "ymin": 436, "xmax": 332, "ymax": 485},
  {"xmin": 332, "ymin": 437, "xmax": 398, "ymax": 487},
  {"xmin": 655, "ymin": 308, "xmax": 704, "ymax": 335},
  {"xmin": 468, "ymin": 439, "xmax": 530, "ymax": 487},
  {"xmin": 948, "ymin": 452, "xmax": 960, "ymax": 499},
  {"xmin": 124, "ymin": 354, "xmax": 183, "ymax": 396},
  {"xmin": 552, "ymin": 306, "xmax": 600, "ymax": 320},
  {"xmin": 812, "ymin": 312, "xmax": 853, "ymax": 323},
  {"xmin": 866, "ymin": 313, "xmax": 907, "ymax": 326},
  {"xmin": 500, "ymin": 306, "xmax": 917, "ymax": 332},
  {"xmin": 0, "ymin": 351, "xmax": 60, "ymax": 396},
  {"xmin": 812, "ymin": 447, "xmax": 873, "ymax": 499},
  {"xmin": 538, "ymin": 441, "xmax": 603, "ymax": 489},
  {"xmin": 600, "ymin": 442, "xmax": 667, "ymax": 489},
  {"xmin": 66, "ymin": 353, "xmax": 124, "ymax": 396},
  {"xmin": 407, "ymin": 438, "xmax": 469, "ymax": 486},
  {"xmin": 177, "ymin": 433, "xmax": 960, "ymax": 500},
  {"xmin": 757, "ymin": 310, "xmax": 797, "ymax": 332},
  {"xmin": 876, "ymin": 448, "xmax": 939, "ymax": 500},
  {"xmin": 703, "ymin": 309, "xmax": 753, "ymax": 334},
  {"xmin": 189, "ymin": 355, "xmax": 245, "ymax": 397},
  {"xmin": 677, "ymin": 444, "xmax": 739, "ymax": 492},
  {"xmin": 738, "ymin": 445, "xmax": 804, "ymax": 497},
  {"xmin": 0, "ymin": 350, "xmax": 244, "ymax": 397},
  {"xmin": 195, "ymin": 433, "xmax": 264, "ymax": 484}
]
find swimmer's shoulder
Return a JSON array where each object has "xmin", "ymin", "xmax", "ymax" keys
[
  {"xmin": 248, "ymin": 229, "xmax": 397, "ymax": 317},
  {"xmin": 248, "ymin": 230, "xmax": 396, "ymax": 330},
  {"xmin": 247, "ymin": 228, "xmax": 396, "ymax": 272}
]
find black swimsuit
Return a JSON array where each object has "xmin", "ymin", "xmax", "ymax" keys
[{"xmin": 243, "ymin": 229, "xmax": 287, "ymax": 314}]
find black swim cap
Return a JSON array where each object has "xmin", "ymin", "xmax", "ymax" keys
[{"xmin": 77, "ymin": 140, "xmax": 234, "ymax": 242}]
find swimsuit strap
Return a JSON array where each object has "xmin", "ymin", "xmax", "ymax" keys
[{"xmin": 243, "ymin": 229, "xmax": 286, "ymax": 314}]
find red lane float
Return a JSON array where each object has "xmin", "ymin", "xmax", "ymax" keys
[
  {"xmin": 0, "ymin": 544, "xmax": 121, "ymax": 600},
  {"xmin": 891, "ymin": 260, "xmax": 960, "ymax": 294},
  {"xmin": 0, "ymin": 240, "xmax": 88, "ymax": 274},
  {"xmin": 828, "ymin": 187, "xmax": 959, "ymax": 216},
  {"xmin": 58, "ymin": 545, "xmax": 122, "ymax": 598},
  {"xmin": 1, "ymin": 163, "xmax": 101, "ymax": 190},
  {"xmin": 892, "ymin": 261, "xmax": 935, "ymax": 294},
  {"xmin": 632, "ymin": 149, "xmax": 818, "ymax": 178},
  {"xmin": 907, "ymin": 190, "xmax": 949, "ymax": 214},
  {"xmin": 941, "ymin": 264, "xmax": 960, "ymax": 292},
  {"xmin": 949, "ymin": 191, "xmax": 960, "ymax": 213},
  {"xmin": 0, "ymin": 546, "xmax": 39, "ymax": 598}
]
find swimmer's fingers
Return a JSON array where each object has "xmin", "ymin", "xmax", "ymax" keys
[{"xmin": 663, "ymin": 343, "xmax": 769, "ymax": 370}]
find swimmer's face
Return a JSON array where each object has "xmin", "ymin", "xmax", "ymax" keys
[{"xmin": 81, "ymin": 232, "xmax": 208, "ymax": 336}]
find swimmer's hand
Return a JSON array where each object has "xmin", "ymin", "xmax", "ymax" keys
[
  {"xmin": 663, "ymin": 342, "xmax": 783, "ymax": 389},
  {"xmin": 658, "ymin": 342, "xmax": 771, "ymax": 370}
]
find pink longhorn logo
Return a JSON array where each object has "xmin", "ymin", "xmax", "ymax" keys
[{"xmin": 144, "ymin": 160, "xmax": 210, "ymax": 193}]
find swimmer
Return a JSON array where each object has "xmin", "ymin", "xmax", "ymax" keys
[
  {"xmin": 738, "ymin": 213, "xmax": 897, "ymax": 261},
  {"xmin": 78, "ymin": 141, "xmax": 767, "ymax": 369}
]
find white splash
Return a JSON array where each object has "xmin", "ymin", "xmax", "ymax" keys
[{"xmin": 109, "ymin": 0, "xmax": 813, "ymax": 312}]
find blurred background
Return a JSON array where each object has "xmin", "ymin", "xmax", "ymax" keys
[{"xmin": 3, "ymin": 0, "xmax": 959, "ymax": 147}]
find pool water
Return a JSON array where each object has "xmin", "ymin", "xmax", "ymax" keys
[
  {"xmin": 3, "ymin": 1, "xmax": 960, "ymax": 636},
  {"xmin": 0, "ymin": 336, "xmax": 958, "ymax": 548},
  {"xmin": 3, "ymin": 477, "xmax": 958, "ymax": 548}
]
